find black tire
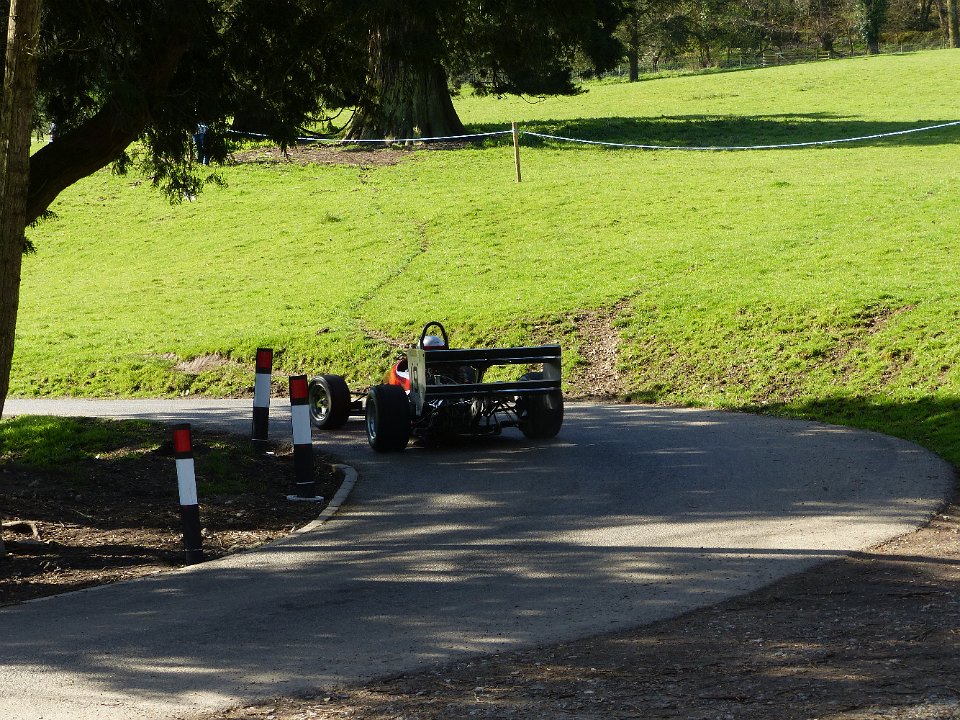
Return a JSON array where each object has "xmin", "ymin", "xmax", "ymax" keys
[
  {"xmin": 518, "ymin": 372, "xmax": 564, "ymax": 439},
  {"xmin": 308, "ymin": 375, "xmax": 351, "ymax": 430},
  {"xmin": 366, "ymin": 384, "xmax": 411, "ymax": 452}
]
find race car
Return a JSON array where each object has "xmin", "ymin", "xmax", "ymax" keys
[{"xmin": 307, "ymin": 321, "xmax": 563, "ymax": 452}]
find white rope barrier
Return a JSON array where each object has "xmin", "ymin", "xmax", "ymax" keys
[
  {"xmin": 227, "ymin": 120, "xmax": 959, "ymax": 152},
  {"xmin": 523, "ymin": 120, "xmax": 960, "ymax": 151},
  {"xmin": 321, "ymin": 130, "xmax": 514, "ymax": 143}
]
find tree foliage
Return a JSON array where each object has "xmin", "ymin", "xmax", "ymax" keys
[
  {"xmin": 11, "ymin": 0, "xmax": 368, "ymax": 223},
  {"xmin": 0, "ymin": 0, "xmax": 371, "ymax": 420},
  {"xmin": 856, "ymin": 0, "xmax": 890, "ymax": 50},
  {"xmin": 345, "ymin": 0, "xmax": 627, "ymax": 139},
  {"xmin": 1, "ymin": 0, "xmax": 631, "ymax": 212}
]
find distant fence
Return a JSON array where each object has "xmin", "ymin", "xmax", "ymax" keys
[{"xmin": 582, "ymin": 38, "xmax": 948, "ymax": 79}]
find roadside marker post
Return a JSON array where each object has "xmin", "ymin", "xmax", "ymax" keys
[
  {"xmin": 287, "ymin": 375, "xmax": 323, "ymax": 502},
  {"xmin": 252, "ymin": 347, "xmax": 273, "ymax": 444},
  {"xmin": 173, "ymin": 424, "xmax": 204, "ymax": 565}
]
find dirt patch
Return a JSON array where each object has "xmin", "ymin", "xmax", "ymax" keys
[
  {"xmin": 568, "ymin": 300, "xmax": 633, "ymax": 400},
  {"xmin": 232, "ymin": 144, "xmax": 412, "ymax": 167},
  {"xmin": 208, "ymin": 499, "xmax": 960, "ymax": 720},
  {"xmin": 176, "ymin": 353, "xmax": 232, "ymax": 375},
  {"xmin": 0, "ymin": 429, "xmax": 341, "ymax": 606},
  {"xmin": 830, "ymin": 304, "xmax": 917, "ymax": 385}
]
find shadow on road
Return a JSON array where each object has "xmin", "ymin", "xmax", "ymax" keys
[{"xmin": 0, "ymin": 403, "xmax": 953, "ymax": 719}]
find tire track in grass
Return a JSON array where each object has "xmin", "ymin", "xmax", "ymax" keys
[{"xmin": 350, "ymin": 220, "xmax": 430, "ymax": 351}]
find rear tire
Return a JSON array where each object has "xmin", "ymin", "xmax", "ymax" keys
[
  {"xmin": 366, "ymin": 384, "xmax": 411, "ymax": 452},
  {"xmin": 518, "ymin": 372, "xmax": 564, "ymax": 439},
  {"xmin": 308, "ymin": 375, "xmax": 351, "ymax": 429}
]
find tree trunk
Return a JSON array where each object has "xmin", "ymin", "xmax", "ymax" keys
[
  {"xmin": 860, "ymin": 0, "xmax": 887, "ymax": 54},
  {"xmin": 948, "ymin": 0, "xmax": 960, "ymax": 46},
  {"xmin": 820, "ymin": 32, "xmax": 836, "ymax": 55},
  {"xmin": 698, "ymin": 41, "xmax": 713, "ymax": 67},
  {"xmin": 0, "ymin": 0, "xmax": 43, "ymax": 427},
  {"xmin": 628, "ymin": 16, "xmax": 640, "ymax": 82},
  {"xmin": 347, "ymin": 17, "xmax": 465, "ymax": 141},
  {"xmin": 936, "ymin": 0, "xmax": 949, "ymax": 41},
  {"xmin": 0, "ymin": 12, "xmax": 187, "ymax": 455}
]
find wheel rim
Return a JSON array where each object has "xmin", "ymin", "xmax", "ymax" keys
[
  {"xmin": 366, "ymin": 397, "xmax": 378, "ymax": 442},
  {"xmin": 311, "ymin": 386, "xmax": 330, "ymax": 424}
]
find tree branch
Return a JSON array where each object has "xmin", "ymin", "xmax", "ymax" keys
[{"xmin": 26, "ymin": 34, "xmax": 188, "ymax": 225}]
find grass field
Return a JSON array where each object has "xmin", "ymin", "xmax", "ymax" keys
[{"xmin": 14, "ymin": 50, "xmax": 960, "ymax": 466}]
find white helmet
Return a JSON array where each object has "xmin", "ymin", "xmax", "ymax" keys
[{"xmin": 419, "ymin": 334, "xmax": 447, "ymax": 349}]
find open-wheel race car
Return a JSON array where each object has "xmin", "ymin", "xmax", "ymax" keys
[{"xmin": 307, "ymin": 321, "xmax": 563, "ymax": 452}]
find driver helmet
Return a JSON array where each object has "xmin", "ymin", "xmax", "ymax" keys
[{"xmin": 419, "ymin": 334, "xmax": 447, "ymax": 350}]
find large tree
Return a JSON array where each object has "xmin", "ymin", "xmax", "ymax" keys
[
  {"xmin": 345, "ymin": 0, "xmax": 626, "ymax": 140},
  {"xmin": 0, "ymin": 0, "xmax": 367, "ymax": 417},
  {"xmin": 857, "ymin": 0, "xmax": 889, "ymax": 51},
  {"xmin": 23, "ymin": 0, "xmax": 366, "ymax": 226},
  {"xmin": 617, "ymin": 0, "xmax": 695, "ymax": 81},
  {"xmin": 947, "ymin": 0, "xmax": 960, "ymax": 45}
]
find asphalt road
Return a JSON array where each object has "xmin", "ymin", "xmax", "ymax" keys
[{"xmin": 0, "ymin": 399, "xmax": 953, "ymax": 720}]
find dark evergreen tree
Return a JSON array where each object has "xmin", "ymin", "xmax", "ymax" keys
[
  {"xmin": 857, "ymin": 0, "xmax": 889, "ymax": 51},
  {"xmin": 345, "ymin": 0, "xmax": 627, "ymax": 139},
  {"xmin": 20, "ymin": 0, "xmax": 367, "ymax": 225},
  {"xmin": 0, "ymin": 0, "xmax": 368, "ymax": 416}
]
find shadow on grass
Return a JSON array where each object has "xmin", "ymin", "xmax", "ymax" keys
[
  {"xmin": 747, "ymin": 394, "xmax": 960, "ymax": 470},
  {"xmin": 468, "ymin": 115, "xmax": 960, "ymax": 149}
]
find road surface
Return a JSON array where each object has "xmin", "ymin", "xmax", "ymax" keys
[{"xmin": 0, "ymin": 399, "xmax": 953, "ymax": 719}]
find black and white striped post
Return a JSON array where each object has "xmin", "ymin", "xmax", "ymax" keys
[
  {"xmin": 287, "ymin": 375, "xmax": 322, "ymax": 502},
  {"xmin": 252, "ymin": 347, "xmax": 273, "ymax": 444},
  {"xmin": 173, "ymin": 423, "xmax": 204, "ymax": 565}
]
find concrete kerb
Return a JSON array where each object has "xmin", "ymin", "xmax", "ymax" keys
[
  {"xmin": 6, "ymin": 462, "xmax": 360, "ymax": 609},
  {"xmin": 293, "ymin": 463, "xmax": 359, "ymax": 535}
]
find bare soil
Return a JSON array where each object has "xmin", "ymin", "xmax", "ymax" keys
[
  {"xmin": 231, "ymin": 144, "xmax": 412, "ymax": 167},
  {"xmin": 0, "ymin": 431, "xmax": 340, "ymax": 606}
]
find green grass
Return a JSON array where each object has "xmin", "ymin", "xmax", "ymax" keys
[
  {"xmin": 0, "ymin": 416, "xmax": 157, "ymax": 468},
  {"xmin": 0, "ymin": 415, "xmax": 284, "ymax": 495},
  {"xmin": 14, "ymin": 50, "xmax": 960, "ymax": 467}
]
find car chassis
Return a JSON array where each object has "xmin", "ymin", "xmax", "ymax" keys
[{"xmin": 308, "ymin": 322, "xmax": 563, "ymax": 452}]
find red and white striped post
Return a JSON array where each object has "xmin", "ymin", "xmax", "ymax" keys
[
  {"xmin": 287, "ymin": 375, "xmax": 321, "ymax": 501},
  {"xmin": 252, "ymin": 347, "xmax": 273, "ymax": 444},
  {"xmin": 173, "ymin": 423, "xmax": 204, "ymax": 565}
]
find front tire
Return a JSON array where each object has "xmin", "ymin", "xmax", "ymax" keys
[
  {"xmin": 366, "ymin": 384, "xmax": 411, "ymax": 452},
  {"xmin": 308, "ymin": 375, "xmax": 351, "ymax": 429},
  {"xmin": 518, "ymin": 372, "xmax": 564, "ymax": 439}
]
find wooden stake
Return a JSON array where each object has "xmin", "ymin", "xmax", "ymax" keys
[{"xmin": 512, "ymin": 121, "xmax": 521, "ymax": 183}]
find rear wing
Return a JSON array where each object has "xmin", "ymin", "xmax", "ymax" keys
[{"xmin": 407, "ymin": 345, "xmax": 561, "ymax": 414}]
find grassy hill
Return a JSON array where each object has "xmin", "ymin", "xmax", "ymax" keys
[{"xmin": 16, "ymin": 49, "xmax": 960, "ymax": 465}]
